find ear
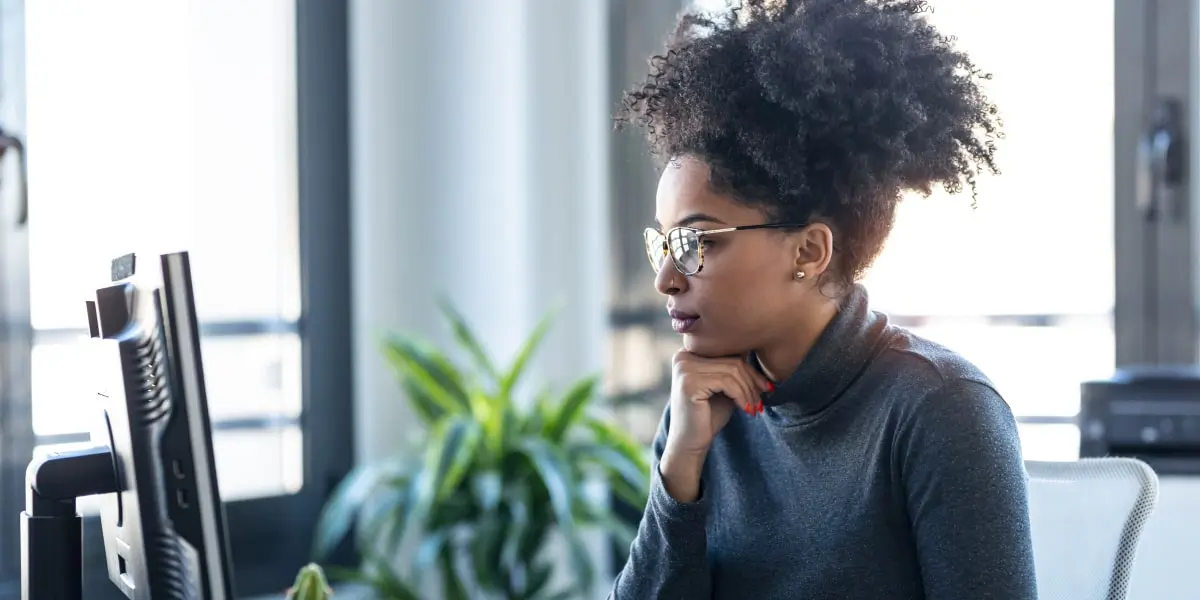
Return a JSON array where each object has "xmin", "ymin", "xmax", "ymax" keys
[{"xmin": 793, "ymin": 222, "xmax": 834, "ymax": 279}]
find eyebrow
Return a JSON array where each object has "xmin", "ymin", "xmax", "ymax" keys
[{"xmin": 654, "ymin": 213, "xmax": 727, "ymax": 229}]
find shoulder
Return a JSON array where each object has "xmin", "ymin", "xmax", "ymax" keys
[
  {"xmin": 870, "ymin": 323, "xmax": 1020, "ymax": 455},
  {"xmin": 878, "ymin": 322, "xmax": 998, "ymax": 392}
]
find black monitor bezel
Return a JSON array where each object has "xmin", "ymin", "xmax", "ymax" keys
[{"xmin": 89, "ymin": 251, "xmax": 235, "ymax": 599}]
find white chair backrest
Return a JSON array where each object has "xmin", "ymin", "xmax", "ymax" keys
[{"xmin": 1026, "ymin": 458, "xmax": 1159, "ymax": 600}]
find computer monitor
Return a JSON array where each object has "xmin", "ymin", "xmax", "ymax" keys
[{"xmin": 20, "ymin": 251, "xmax": 235, "ymax": 600}]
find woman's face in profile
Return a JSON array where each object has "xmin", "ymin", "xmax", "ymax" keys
[{"xmin": 651, "ymin": 157, "xmax": 804, "ymax": 358}]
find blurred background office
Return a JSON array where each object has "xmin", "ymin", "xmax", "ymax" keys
[{"xmin": 0, "ymin": 0, "xmax": 1196, "ymax": 598}]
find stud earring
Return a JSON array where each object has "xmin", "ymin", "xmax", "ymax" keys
[{"xmin": 795, "ymin": 271, "xmax": 806, "ymax": 281}]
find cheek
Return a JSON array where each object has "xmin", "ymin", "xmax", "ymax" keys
[
  {"xmin": 697, "ymin": 267, "xmax": 787, "ymax": 319},
  {"xmin": 684, "ymin": 273, "xmax": 787, "ymax": 356},
  {"xmin": 690, "ymin": 244, "xmax": 793, "ymax": 318}
]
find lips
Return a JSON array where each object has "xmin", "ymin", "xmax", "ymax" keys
[{"xmin": 668, "ymin": 308, "xmax": 700, "ymax": 334}]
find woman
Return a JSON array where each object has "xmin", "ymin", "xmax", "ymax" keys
[{"xmin": 609, "ymin": 1, "xmax": 1036, "ymax": 599}]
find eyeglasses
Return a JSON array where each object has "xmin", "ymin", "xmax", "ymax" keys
[{"xmin": 643, "ymin": 223, "xmax": 807, "ymax": 276}]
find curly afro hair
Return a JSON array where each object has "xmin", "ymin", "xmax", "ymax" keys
[{"xmin": 617, "ymin": 0, "xmax": 1001, "ymax": 290}]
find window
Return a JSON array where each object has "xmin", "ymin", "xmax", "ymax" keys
[
  {"xmin": 0, "ymin": 0, "xmax": 353, "ymax": 596},
  {"xmin": 24, "ymin": 0, "xmax": 304, "ymax": 501},
  {"xmin": 860, "ymin": 0, "xmax": 1116, "ymax": 461}
]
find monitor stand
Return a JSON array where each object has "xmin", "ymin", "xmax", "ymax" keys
[{"xmin": 21, "ymin": 445, "xmax": 119, "ymax": 600}]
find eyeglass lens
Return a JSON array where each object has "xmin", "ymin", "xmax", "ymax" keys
[{"xmin": 643, "ymin": 228, "xmax": 702, "ymax": 275}]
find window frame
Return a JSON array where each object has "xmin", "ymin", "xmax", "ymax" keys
[
  {"xmin": 0, "ymin": 0, "xmax": 34, "ymax": 591},
  {"xmin": 0, "ymin": 0, "xmax": 354, "ymax": 597}
]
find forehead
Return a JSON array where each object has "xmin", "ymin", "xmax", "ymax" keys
[{"xmin": 654, "ymin": 157, "xmax": 762, "ymax": 228}]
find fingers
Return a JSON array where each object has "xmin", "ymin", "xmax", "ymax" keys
[
  {"xmin": 715, "ymin": 372, "xmax": 758, "ymax": 415},
  {"xmin": 672, "ymin": 350, "xmax": 771, "ymax": 393},
  {"xmin": 676, "ymin": 372, "xmax": 755, "ymax": 415},
  {"xmin": 737, "ymin": 358, "xmax": 774, "ymax": 393},
  {"xmin": 673, "ymin": 350, "xmax": 772, "ymax": 416},
  {"xmin": 713, "ymin": 360, "xmax": 764, "ymax": 415}
]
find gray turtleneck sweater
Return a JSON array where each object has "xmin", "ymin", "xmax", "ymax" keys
[{"xmin": 609, "ymin": 286, "xmax": 1037, "ymax": 599}]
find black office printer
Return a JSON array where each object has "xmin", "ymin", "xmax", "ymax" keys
[{"xmin": 1081, "ymin": 365, "xmax": 1200, "ymax": 474}]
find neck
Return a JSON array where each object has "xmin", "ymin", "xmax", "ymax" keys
[{"xmin": 756, "ymin": 295, "xmax": 841, "ymax": 383}]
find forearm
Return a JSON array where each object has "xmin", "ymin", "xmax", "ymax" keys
[
  {"xmin": 659, "ymin": 449, "xmax": 706, "ymax": 502},
  {"xmin": 609, "ymin": 457, "xmax": 712, "ymax": 599}
]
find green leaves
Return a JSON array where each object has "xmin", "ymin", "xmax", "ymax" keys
[
  {"xmin": 498, "ymin": 305, "xmax": 558, "ymax": 402},
  {"xmin": 381, "ymin": 334, "xmax": 471, "ymax": 421},
  {"xmin": 310, "ymin": 300, "xmax": 652, "ymax": 599},
  {"xmin": 430, "ymin": 416, "xmax": 484, "ymax": 501},
  {"xmin": 586, "ymin": 417, "xmax": 650, "ymax": 476},
  {"xmin": 543, "ymin": 376, "xmax": 598, "ymax": 442},
  {"xmin": 437, "ymin": 297, "xmax": 500, "ymax": 383},
  {"xmin": 313, "ymin": 461, "xmax": 405, "ymax": 559}
]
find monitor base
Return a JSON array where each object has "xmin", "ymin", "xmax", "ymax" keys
[{"xmin": 21, "ymin": 445, "xmax": 118, "ymax": 600}]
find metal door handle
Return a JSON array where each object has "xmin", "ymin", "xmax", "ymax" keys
[
  {"xmin": 1137, "ymin": 99, "xmax": 1186, "ymax": 221},
  {"xmin": 0, "ymin": 126, "xmax": 26, "ymax": 227}
]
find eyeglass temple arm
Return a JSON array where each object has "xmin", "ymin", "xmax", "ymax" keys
[{"xmin": 693, "ymin": 226, "xmax": 738, "ymax": 237}]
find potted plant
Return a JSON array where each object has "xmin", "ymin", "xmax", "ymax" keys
[{"xmin": 312, "ymin": 301, "xmax": 650, "ymax": 599}]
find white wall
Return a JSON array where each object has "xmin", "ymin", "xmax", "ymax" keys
[{"xmin": 348, "ymin": 0, "xmax": 612, "ymax": 595}]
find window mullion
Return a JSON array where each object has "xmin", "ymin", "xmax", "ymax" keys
[
  {"xmin": 1152, "ymin": 0, "xmax": 1200, "ymax": 365},
  {"xmin": 1115, "ymin": 0, "xmax": 1156, "ymax": 367}
]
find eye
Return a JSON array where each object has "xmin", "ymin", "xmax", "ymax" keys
[{"xmin": 700, "ymin": 238, "xmax": 716, "ymax": 248}]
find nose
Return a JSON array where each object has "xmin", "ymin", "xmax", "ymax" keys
[{"xmin": 654, "ymin": 263, "xmax": 686, "ymax": 296}]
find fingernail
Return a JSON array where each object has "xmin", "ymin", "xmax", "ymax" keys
[
  {"xmin": 767, "ymin": 382, "xmax": 775, "ymax": 392},
  {"xmin": 744, "ymin": 404, "xmax": 754, "ymax": 415}
]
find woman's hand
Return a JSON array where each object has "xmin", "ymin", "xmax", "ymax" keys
[
  {"xmin": 659, "ymin": 350, "xmax": 772, "ymax": 502},
  {"xmin": 665, "ymin": 349, "xmax": 773, "ymax": 456}
]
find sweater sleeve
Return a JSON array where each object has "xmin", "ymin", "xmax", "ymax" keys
[
  {"xmin": 608, "ymin": 404, "xmax": 712, "ymax": 599},
  {"xmin": 898, "ymin": 378, "xmax": 1038, "ymax": 600}
]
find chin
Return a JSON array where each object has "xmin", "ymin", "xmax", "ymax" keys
[{"xmin": 682, "ymin": 333, "xmax": 745, "ymax": 359}]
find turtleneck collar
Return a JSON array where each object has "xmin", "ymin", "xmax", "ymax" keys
[{"xmin": 753, "ymin": 284, "xmax": 892, "ymax": 420}]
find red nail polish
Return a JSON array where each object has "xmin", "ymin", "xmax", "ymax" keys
[
  {"xmin": 757, "ymin": 402, "xmax": 764, "ymax": 415},
  {"xmin": 767, "ymin": 382, "xmax": 775, "ymax": 392}
]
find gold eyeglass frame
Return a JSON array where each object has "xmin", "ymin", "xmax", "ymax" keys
[{"xmin": 643, "ymin": 222, "xmax": 808, "ymax": 276}]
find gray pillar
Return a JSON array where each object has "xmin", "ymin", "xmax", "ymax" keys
[{"xmin": 349, "ymin": 0, "xmax": 610, "ymax": 462}]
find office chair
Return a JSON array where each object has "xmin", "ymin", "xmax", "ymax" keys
[{"xmin": 1025, "ymin": 458, "xmax": 1159, "ymax": 600}]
